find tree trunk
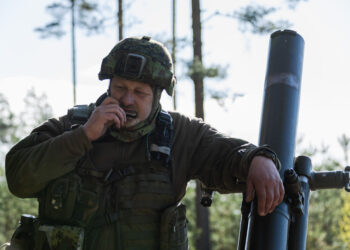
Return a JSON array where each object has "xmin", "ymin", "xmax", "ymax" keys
[
  {"xmin": 71, "ymin": 0, "xmax": 77, "ymax": 105},
  {"xmin": 172, "ymin": 0, "xmax": 177, "ymax": 110},
  {"xmin": 118, "ymin": 0, "xmax": 123, "ymax": 40},
  {"xmin": 191, "ymin": 0, "xmax": 210, "ymax": 249},
  {"xmin": 192, "ymin": 0, "xmax": 204, "ymax": 119}
]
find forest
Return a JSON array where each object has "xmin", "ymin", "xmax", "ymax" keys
[{"xmin": 1, "ymin": 0, "xmax": 350, "ymax": 249}]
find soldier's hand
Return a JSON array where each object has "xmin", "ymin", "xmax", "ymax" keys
[
  {"xmin": 245, "ymin": 156, "xmax": 284, "ymax": 216},
  {"xmin": 83, "ymin": 97, "xmax": 126, "ymax": 141}
]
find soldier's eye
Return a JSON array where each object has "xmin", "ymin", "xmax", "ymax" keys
[
  {"xmin": 115, "ymin": 85, "xmax": 125, "ymax": 90},
  {"xmin": 135, "ymin": 89, "xmax": 150, "ymax": 96}
]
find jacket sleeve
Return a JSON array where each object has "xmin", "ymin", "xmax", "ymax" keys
[
  {"xmin": 5, "ymin": 116, "xmax": 92, "ymax": 198},
  {"xmin": 171, "ymin": 112, "xmax": 265, "ymax": 194}
]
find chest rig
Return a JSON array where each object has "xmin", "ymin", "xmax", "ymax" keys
[
  {"xmin": 68, "ymin": 104, "xmax": 174, "ymax": 167},
  {"xmin": 39, "ymin": 104, "xmax": 187, "ymax": 250}
]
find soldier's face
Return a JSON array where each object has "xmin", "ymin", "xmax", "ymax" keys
[{"xmin": 110, "ymin": 76, "xmax": 154, "ymax": 128}]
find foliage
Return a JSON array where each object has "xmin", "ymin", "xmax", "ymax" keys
[
  {"xmin": 34, "ymin": 0, "xmax": 107, "ymax": 104},
  {"xmin": 187, "ymin": 56, "xmax": 227, "ymax": 80},
  {"xmin": 187, "ymin": 55, "xmax": 230, "ymax": 107},
  {"xmin": 233, "ymin": 5, "xmax": 292, "ymax": 34},
  {"xmin": 203, "ymin": 0, "xmax": 308, "ymax": 36},
  {"xmin": 35, "ymin": 0, "xmax": 105, "ymax": 39},
  {"xmin": 209, "ymin": 193, "xmax": 242, "ymax": 249},
  {"xmin": 182, "ymin": 181, "xmax": 199, "ymax": 250},
  {"xmin": 338, "ymin": 134, "xmax": 350, "ymax": 247},
  {"xmin": 182, "ymin": 182, "xmax": 245, "ymax": 250},
  {"xmin": 286, "ymin": 0, "xmax": 308, "ymax": 9},
  {"xmin": 184, "ymin": 0, "xmax": 309, "ymax": 112},
  {"xmin": 0, "ymin": 166, "xmax": 38, "ymax": 244},
  {"xmin": 294, "ymin": 139, "xmax": 349, "ymax": 249},
  {"xmin": 307, "ymin": 188, "xmax": 346, "ymax": 249},
  {"xmin": 0, "ymin": 94, "xmax": 19, "ymax": 144},
  {"xmin": 338, "ymin": 134, "xmax": 350, "ymax": 165},
  {"xmin": 0, "ymin": 94, "xmax": 20, "ymax": 165},
  {"xmin": 0, "ymin": 90, "xmax": 52, "ymax": 244},
  {"xmin": 18, "ymin": 88, "xmax": 53, "ymax": 135},
  {"xmin": 340, "ymin": 191, "xmax": 350, "ymax": 248}
]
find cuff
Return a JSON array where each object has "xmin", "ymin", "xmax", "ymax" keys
[
  {"xmin": 248, "ymin": 145, "xmax": 281, "ymax": 171},
  {"xmin": 238, "ymin": 144, "xmax": 281, "ymax": 179}
]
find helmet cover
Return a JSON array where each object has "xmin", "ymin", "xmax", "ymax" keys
[{"xmin": 98, "ymin": 36, "xmax": 176, "ymax": 96}]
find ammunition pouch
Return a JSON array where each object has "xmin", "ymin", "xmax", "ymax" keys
[
  {"xmin": 39, "ymin": 172, "xmax": 99, "ymax": 227},
  {"xmin": 160, "ymin": 203, "xmax": 188, "ymax": 250},
  {"xmin": 5, "ymin": 214, "xmax": 86, "ymax": 250},
  {"xmin": 38, "ymin": 224, "xmax": 84, "ymax": 250}
]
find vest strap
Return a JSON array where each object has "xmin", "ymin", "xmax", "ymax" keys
[
  {"xmin": 150, "ymin": 144, "xmax": 170, "ymax": 155},
  {"xmin": 104, "ymin": 166, "xmax": 137, "ymax": 184},
  {"xmin": 77, "ymin": 168, "xmax": 105, "ymax": 178},
  {"xmin": 149, "ymin": 110, "xmax": 174, "ymax": 167}
]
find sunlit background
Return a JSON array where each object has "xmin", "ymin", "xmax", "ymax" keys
[
  {"xmin": 2, "ymin": 1, "xmax": 350, "ymax": 249},
  {"xmin": 1, "ymin": 0, "xmax": 350, "ymax": 161}
]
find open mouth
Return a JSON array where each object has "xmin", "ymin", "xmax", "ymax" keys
[{"xmin": 125, "ymin": 111, "xmax": 137, "ymax": 119}]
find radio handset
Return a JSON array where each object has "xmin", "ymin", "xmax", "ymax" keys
[{"xmin": 95, "ymin": 90, "xmax": 109, "ymax": 106}]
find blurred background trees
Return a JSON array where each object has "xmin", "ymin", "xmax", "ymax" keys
[
  {"xmin": 35, "ymin": 0, "xmax": 106, "ymax": 105},
  {"xmin": 0, "ymin": 90, "xmax": 52, "ymax": 244},
  {"xmin": 1, "ymin": 0, "xmax": 350, "ymax": 249}
]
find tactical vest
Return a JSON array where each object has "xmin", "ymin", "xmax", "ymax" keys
[{"xmin": 35, "ymin": 105, "xmax": 188, "ymax": 250}]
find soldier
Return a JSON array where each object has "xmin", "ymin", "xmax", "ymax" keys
[{"xmin": 5, "ymin": 36, "xmax": 284, "ymax": 250}]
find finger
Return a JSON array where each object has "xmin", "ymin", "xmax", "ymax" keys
[
  {"xmin": 112, "ymin": 105, "xmax": 126, "ymax": 122},
  {"xmin": 119, "ymin": 107, "xmax": 127, "ymax": 125},
  {"xmin": 278, "ymin": 181, "xmax": 285, "ymax": 204},
  {"xmin": 111, "ymin": 107, "xmax": 126, "ymax": 125},
  {"xmin": 105, "ymin": 113, "xmax": 122, "ymax": 128},
  {"xmin": 269, "ymin": 180, "xmax": 285, "ymax": 214},
  {"xmin": 256, "ymin": 188, "xmax": 267, "ymax": 216},
  {"xmin": 101, "ymin": 104, "xmax": 123, "ymax": 113},
  {"xmin": 102, "ymin": 105, "xmax": 126, "ymax": 125},
  {"xmin": 101, "ymin": 96, "xmax": 120, "ymax": 106},
  {"xmin": 264, "ymin": 187, "xmax": 274, "ymax": 215},
  {"xmin": 268, "ymin": 185, "xmax": 280, "ymax": 214},
  {"xmin": 245, "ymin": 179, "xmax": 255, "ymax": 202}
]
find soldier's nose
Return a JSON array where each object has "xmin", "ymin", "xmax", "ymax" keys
[{"xmin": 120, "ymin": 91, "xmax": 135, "ymax": 106}]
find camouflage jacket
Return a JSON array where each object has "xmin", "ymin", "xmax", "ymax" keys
[
  {"xmin": 6, "ymin": 111, "xmax": 257, "ymax": 199},
  {"xmin": 5, "ymin": 111, "xmax": 259, "ymax": 249}
]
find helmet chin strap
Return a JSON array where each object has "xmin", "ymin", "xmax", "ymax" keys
[{"xmin": 147, "ymin": 86, "xmax": 162, "ymax": 121}]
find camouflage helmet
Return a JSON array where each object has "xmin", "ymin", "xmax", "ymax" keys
[{"xmin": 98, "ymin": 36, "xmax": 176, "ymax": 96}]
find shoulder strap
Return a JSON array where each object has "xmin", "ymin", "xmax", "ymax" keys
[{"xmin": 149, "ymin": 110, "xmax": 174, "ymax": 167}]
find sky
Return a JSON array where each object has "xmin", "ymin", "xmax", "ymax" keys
[{"xmin": 1, "ymin": 0, "xmax": 350, "ymax": 165}]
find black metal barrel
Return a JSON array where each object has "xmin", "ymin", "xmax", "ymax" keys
[{"xmin": 245, "ymin": 30, "xmax": 305, "ymax": 250}]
